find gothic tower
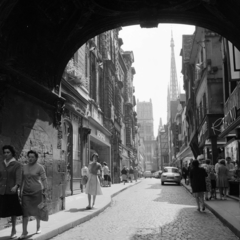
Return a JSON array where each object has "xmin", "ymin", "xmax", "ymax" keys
[{"xmin": 169, "ymin": 31, "xmax": 179, "ymax": 101}]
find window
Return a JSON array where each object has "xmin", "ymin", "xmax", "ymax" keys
[
  {"xmin": 90, "ymin": 52, "xmax": 97, "ymax": 101},
  {"xmin": 163, "ymin": 167, "xmax": 179, "ymax": 173},
  {"xmin": 163, "ymin": 156, "xmax": 169, "ymax": 164}
]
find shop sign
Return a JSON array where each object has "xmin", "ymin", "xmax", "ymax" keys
[
  {"xmin": 96, "ymin": 130, "xmax": 106, "ymax": 142},
  {"xmin": 198, "ymin": 121, "xmax": 207, "ymax": 143},
  {"xmin": 224, "ymin": 106, "xmax": 237, "ymax": 128}
]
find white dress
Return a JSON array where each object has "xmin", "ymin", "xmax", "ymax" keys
[{"xmin": 85, "ymin": 163, "xmax": 103, "ymax": 196}]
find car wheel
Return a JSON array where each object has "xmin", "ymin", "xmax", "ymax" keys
[{"xmin": 161, "ymin": 181, "xmax": 164, "ymax": 185}]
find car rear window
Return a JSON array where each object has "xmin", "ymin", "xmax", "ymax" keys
[{"xmin": 163, "ymin": 168, "xmax": 179, "ymax": 173}]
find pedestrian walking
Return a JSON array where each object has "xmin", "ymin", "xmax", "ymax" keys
[
  {"xmin": 202, "ymin": 159, "xmax": 213, "ymax": 201},
  {"xmin": 225, "ymin": 157, "xmax": 235, "ymax": 179},
  {"xmin": 85, "ymin": 153, "xmax": 102, "ymax": 209},
  {"xmin": 97, "ymin": 164, "xmax": 104, "ymax": 187},
  {"xmin": 217, "ymin": 159, "xmax": 229, "ymax": 200},
  {"xmin": 182, "ymin": 163, "xmax": 188, "ymax": 184},
  {"xmin": 0, "ymin": 145, "xmax": 22, "ymax": 239},
  {"xmin": 20, "ymin": 150, "xmax": 48, "ymax": 239},
  {"xmin": 189, "ymin": 160, "xmax": 208, "ymax": 212},
  {"xmin": 102, "ymin": 162, "xmax": 110, "ymax": 187},
  {"xmin": 133, "ymin": 167, "xmax": 138, "ymax": 182},
  {"xmin": 107, "ymin": 170, "xmax": 111, "ymax": 187},
  {"xmin": 129, "ymin": 167, "xmax": 134, "ymax": 183},
  {"xmin": 121, "ymin": 166, "xmax": 128, "ymax": 185},
  {"xmin": 81, "ymin": 165, "xmax": 89, "ymax": 186}
]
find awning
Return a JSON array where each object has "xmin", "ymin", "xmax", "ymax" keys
[{"xmin": 176, "ymin": 146, "xmax": 194, "ymax": 161}]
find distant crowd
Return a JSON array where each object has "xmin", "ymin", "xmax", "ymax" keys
[{"xmin": 181, "ymin": 156, "xmax": 239, "ymax": 212}]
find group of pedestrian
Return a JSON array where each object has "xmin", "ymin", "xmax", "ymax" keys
[
  {"xmin": 184, "ymin": 155, "xmax": 238, "ymax": 212},
  {"xmin": 0, "ymin": 145, "xmax": 48, "ymax": 239},
  {"xmin": 121, "ymin": 166, "xmax": 138, "ymax": 184}
]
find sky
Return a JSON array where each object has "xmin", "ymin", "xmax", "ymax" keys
[{"xmin": 119, "ymin": 24, "xmax": 195, "ymax": 137}]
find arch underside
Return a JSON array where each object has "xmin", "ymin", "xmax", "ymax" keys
[{"xmin": 0, "ymin": 0, "xmax": 240, "ymax": 90}]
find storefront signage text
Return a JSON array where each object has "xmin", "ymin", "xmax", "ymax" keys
[
  {"xmin": 221, "ymin": 106, "xmax": 239, "ymax": 131},
  {"xmin": 96, "ymin": 130, "xmax": 106, "ymax": 142}
]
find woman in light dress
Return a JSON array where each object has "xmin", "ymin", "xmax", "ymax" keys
[
  {"xmin": 20, "ymin": 150, "xmax": 48, "ymax": 239},
  {"xmin": 85, "ymin": 153, "xmax": 102, "ymax": 209}
]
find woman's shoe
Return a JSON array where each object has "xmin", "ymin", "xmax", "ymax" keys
[
  {"xmin": 36, "ymin": 230, "xmax": 41, "ymax": 234},
  {"xmin": 18, "ymin": 233, "xmax": 28, "ymax": 239},
  {"xmin": 86, "ymin": 206, "xmax": 92, "ymax": 210},
  {"xmin": 10, "ymin": 234, "xmax": 17, "ymax": 239},
  {"xmin": 202, "ymin": 206, "xmax": 205, "ymax": 211},
  {"xmin": 197, "ymin": 208, "xmax": 201, "ymax": 212},
  {"xmin": 209, "ymin": 196, "xmax": 212, "ymax": 200}
]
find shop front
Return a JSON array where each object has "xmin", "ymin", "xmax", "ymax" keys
[
  {"xmin": 121, "ymin": 146, "xmax": 131, "ymax": 169},
  {"xmin": 198, "ymin": 114, "xmax": 224, "ymax": 164},
  {"xmin": 89, "ymin": 121, "xmax": 111, "ymax": 171},
  {"xmin": 219, "ymin": 86, "xmax": 240, "ymax": 199},
  {"xmin": 176, "ymin": 146, "xmax": 194, "ymax": 170}
]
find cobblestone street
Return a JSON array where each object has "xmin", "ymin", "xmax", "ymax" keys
[{"xmin": 51, "ymin": 179, "xmax": 238, "ymax": 240}]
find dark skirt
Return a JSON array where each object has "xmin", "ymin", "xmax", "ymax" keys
[
  {"xmin": 22, "ymin": 191, "xmax": 42, "ymax": 217},
  {"xmin": 211, "ymin": 180, "xmax": 216, "ymax": 189},
  {"xmin": 0, "ymin": 194, "xmax": 23, "ymax": 217}
]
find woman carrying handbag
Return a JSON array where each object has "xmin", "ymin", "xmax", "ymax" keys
[{"xmin": 19, "ymin": 150, "xmax": 48, "ymax": 239}]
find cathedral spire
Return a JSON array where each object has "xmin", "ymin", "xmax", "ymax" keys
[{"xmin": 170, "ymin": 31, "xmax": 178, "ymax": 101}]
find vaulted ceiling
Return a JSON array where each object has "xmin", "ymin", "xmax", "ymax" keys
[{"xmin": 0, "ymin": 0, "xmax": 240, "ymax": 89}]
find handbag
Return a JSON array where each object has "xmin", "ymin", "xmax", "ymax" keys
[
  {"xmin": 82, "ymin": 175, "xmax": 88, "ymax": 185},
  {"xmin": 38, "ymin": 193, "xmax": 49, "ymax": 222}
]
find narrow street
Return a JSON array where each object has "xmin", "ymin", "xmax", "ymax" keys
[{"xmin": 51, "ymin": 179, "xmax": 238, "ymax": 240}]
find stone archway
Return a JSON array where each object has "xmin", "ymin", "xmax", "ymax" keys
[{"xmin": 0, "ymin": 0, "xmax": 240, "ymax": 89}]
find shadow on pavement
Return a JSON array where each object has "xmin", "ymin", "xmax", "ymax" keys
[
  {"xmin": 66, "ymin": 208, "xmax": 92, "ymax": 213},
  {"xmin": 128, "ymin": 206, "xmax": 237, "ymax": 240}
]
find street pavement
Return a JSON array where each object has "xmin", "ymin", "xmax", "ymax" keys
[{"xmin": 51, "ymin": 179, "xmax": 239, "ymax": 240}]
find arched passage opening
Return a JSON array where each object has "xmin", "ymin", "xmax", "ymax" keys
[{"xmin": 0, "ymin": 1, "xmax": 240, "ymax": 217}]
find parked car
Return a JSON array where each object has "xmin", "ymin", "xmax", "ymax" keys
[
  {"xmin": 161, "ymin": 167, "xmax": 181, "ymax": 185},
  {"xmin": 144, "ymin": 171, "xmax": 152, "ymax": 178}
]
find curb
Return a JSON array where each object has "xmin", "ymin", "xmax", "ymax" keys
[
  {"xmin": 35, "ymin": 181, "xmax": 141, "ymax": 240},
  {"xmin": 181, "ymin": 182, "xmax": 240, "ymax": 239}
]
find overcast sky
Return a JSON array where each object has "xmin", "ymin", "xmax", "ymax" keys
[{"xmin": 119, "ymin": 24, "xmax": 195, "ymax": 137}]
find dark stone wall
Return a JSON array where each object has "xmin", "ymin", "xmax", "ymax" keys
[{"xmin": 0, "ymin": 90, "xmax": 67, "ymax": 216}]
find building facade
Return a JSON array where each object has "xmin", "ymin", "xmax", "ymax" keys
[{"xmin": 137, "ymin": 100, "xmax": 157, "ymax": 171}]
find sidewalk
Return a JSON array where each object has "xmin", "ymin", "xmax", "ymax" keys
[
  {"xmin": 181, "ymin": 180, "xmax": 240, "ymax": 238},
  {"xmin": 0, "ymin": 181, "xmax": 141, "ymax": 240}
]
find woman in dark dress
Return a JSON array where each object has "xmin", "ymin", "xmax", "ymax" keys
[
  {"xmin": 0, "ymin": 145, "xmax": 22, "ymax": 239},
  {"xmin": 189, "ymin": 160, "xmax": 208, "ymax": 212}
]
